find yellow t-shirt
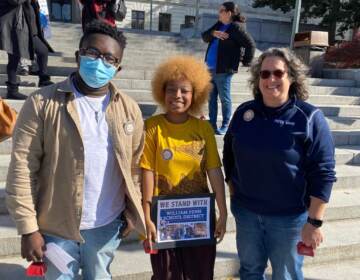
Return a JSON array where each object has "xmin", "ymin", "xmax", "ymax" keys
[{"xmin": 140, "ymin": 114, "xmax": 221, "ymax": 196}]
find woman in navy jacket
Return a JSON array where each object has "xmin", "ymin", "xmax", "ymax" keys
[
  {"xmin": 202, "ymin": 1, "xmax": 255, "ymax": 135},
  {"xmin": 223, "ymin": 48, "xmax": 336, "ymax": 280}
]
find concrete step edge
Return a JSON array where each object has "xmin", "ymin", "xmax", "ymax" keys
[{"xmin": 0, "ymin": 221, "xmax": 360, "ymax": 279}]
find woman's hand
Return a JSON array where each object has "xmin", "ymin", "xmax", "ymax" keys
[
  {"xmin": 301, "ymin": 223, "xmax": 324, "ymax": 249},
  {"xmin": 214, "ymin": 214, "xmax": 227, "ymax": 243},
  {"xmin": 302, "ymin": 197, "xmax": 326, "ymax": 249},
  {"xmin": 212, "ymin": 31, "xmax": 229, "ymax": 40}
]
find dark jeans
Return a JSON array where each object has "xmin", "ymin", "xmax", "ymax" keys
[{"xmin": 7, "ymin": 35, "xmax": 49, "ymax": 84}]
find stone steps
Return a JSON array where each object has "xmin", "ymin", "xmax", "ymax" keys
[
  {"xmin": 48, "ymin": 36, "xmax": 208, "ymax": 51},
  {"xmin": 2, "ymin": 85, "xmax": 360, "ymax": 106},
  {"xmin": 12, "ymin": 159, "xmax": 360, "ymax": 193},
  {"xmin": 214, "ymin": 130, "xmax": 360, "ymax": 148},
  {"xmin": 38, "ymin": 91, "xmax": 360, "ymax": 105},
  {"xmin": 292, "ymin": 258, "xmax": 360, "ymax": 280},
  {"xmin": 1, "ymin": 159, "xmax": 360, "ymax": 215},
  {"xmin": 0, "ymin": 62, "xmax": 251, "ymax": 77},
  {"xmin": 0, "ymin": 191, "xmax": 358, "ymax": 254},
  {"xmin": 0, "ymin": 21, "xmax": 359, "ymax": 279},
  {"xmin": 1, "ymin": 73, "xmax": 357, "ymax": 90},
  {"xmin": 4, "ymin": 100, "xmax": 360, "ymax": 143},
  {"xmin": 215, "ymin": 144, "xmax": 360, "ymax": 166},
  {"xmin": 215, "ymin": 115, "xmax": 360, "ymax": 130},
  {"xmin": 0, "ymin": 32, "xmax": 208, "ymax": 54},
  {"xmin": 46, "ymin": 40, "xmax": 207, "ymax": 50},
  {"xmin": 1, "ymin": 71, "xmax": 358, "ymax": 90},
  {"xmin": 317, "ymin": 105, "xmax": 360, "ymax": 117},
  {"xmin": 219, "ymin": 258, "xmax": 360, "ymax": 280},
  {"xmin": 3, "ymin": 97, "xmax": 360, "ymax": 142},
  {"xmin": 308, "ymin": 78, "xmax": 357, "ymax": 88},
  {"xmin": 3, "ymin": 125, "xmax": 360, "ymax": 155},
  {"xmin": 1, "ymin": 75, "xmax": 359, "ymax": 96},
  {"xmin": 0, "ymin": 48, "xmax": 206, "ymax": 60},
  {"xmin": 331, "ymin": 165, "xmax": 360, "ymax": 190},
  {"xmin": 0, "ymin": 49, "xmax": 204, "ymax": 60},
  {"xmin": 0, "ymin": 218, "xmax": 359, "ymax": 279}
]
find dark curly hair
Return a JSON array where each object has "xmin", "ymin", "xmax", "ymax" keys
[
  {"xmin": 79, "ymin": 20, "xmax": 126, "ymax": 49},
  {"xmin": 222, "ymin": 1, "xmax": 246, "ymax": 23}
]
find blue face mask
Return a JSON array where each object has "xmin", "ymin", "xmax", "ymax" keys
[{"xmin": 79, "ymin": 56, "xmax": 117, "ymax": 88}]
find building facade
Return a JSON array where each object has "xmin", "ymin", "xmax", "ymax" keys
[
  {"xmin": 46, "ymin": 0, "xmax": 291, "ymax": 32},
  {"xmin": 46, "ymin": 0, "xmax": 354, "ymax": 44}
]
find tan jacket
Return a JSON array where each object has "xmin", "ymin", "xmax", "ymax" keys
[{"xmin": 6, "ymin": 76, "xmax": 146, "ymax": 242}]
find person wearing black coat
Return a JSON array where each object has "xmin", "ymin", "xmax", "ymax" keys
[
  {"xmin": 202, "ymin": 1, "xmax": 256, "ymax": 135},
  {"xmin": 0, "ymin": 0, "xmax": 54, "ymax": 99}
]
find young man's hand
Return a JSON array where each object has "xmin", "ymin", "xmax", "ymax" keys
[{"xmin": 21, "ymin": 231, "xmax": 46, "ymax": 262}]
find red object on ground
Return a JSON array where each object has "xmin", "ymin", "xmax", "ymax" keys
[
  {"xmin": 297, "ymin": 241, "xmax": 315, "ymax": 257},
  {"xmin": 26, "ymin": 262, "xmax": 47, "ymax": 277},
  {"xmin": 143, "ymin": 239, "xmax": 158, "ymax": 254}
]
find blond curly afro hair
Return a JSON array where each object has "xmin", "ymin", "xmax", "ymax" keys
[{"xmin": 151, "ymin": 55, "xmax": 212, "ymax": 115}]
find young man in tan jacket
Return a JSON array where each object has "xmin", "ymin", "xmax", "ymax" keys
[{"xmin": 6, "ymin": 20, "xmax": 145, "ymax": 279}]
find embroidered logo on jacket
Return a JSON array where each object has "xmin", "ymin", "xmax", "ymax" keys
[{"xmin": 274, "ymin": 119, "xmax": 295, "ymax": 127}]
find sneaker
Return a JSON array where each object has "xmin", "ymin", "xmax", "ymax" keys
[{"xmin": 216, "ymin": 126, "xmax": 228, "ymax": 135}]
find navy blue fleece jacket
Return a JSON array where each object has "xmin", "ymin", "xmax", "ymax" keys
[{"xmin": 223, "ymin": 97, "xmax": 337, "ymax": 215}]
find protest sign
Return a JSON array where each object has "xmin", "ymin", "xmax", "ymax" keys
[{"xmin": 151, "ymin": 194, "xmax": 215, "ymax": 249}]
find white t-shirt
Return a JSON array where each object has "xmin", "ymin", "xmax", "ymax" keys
[{"xmin": 73, "ymin": 88, "xmax": 125, "ymax": 230}]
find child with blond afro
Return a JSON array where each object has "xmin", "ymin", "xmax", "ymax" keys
[{"xmin": 140, "ymin": 56, "xmax": 228, "ymax": 280}]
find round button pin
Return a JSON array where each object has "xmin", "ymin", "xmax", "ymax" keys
[
  {"xmin": 243, "ymin": 109, "xmax": 255, "ymax": 122},
  {"xmin": 124, "ymin": 122, "xmax": 134, "ymax": 135},
  {"xmin": 162, "ymin": 149, "xmax": 173, "ymax": 160}
]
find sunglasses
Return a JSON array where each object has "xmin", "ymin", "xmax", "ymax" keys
[{"xmin": 260, "ymin": 69, "xmax": 286, "ymax": 79}]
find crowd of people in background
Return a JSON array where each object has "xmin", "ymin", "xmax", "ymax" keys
[{"xmin": 0, "ymin": 1, "xmax": 336, "ymax": 280}]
